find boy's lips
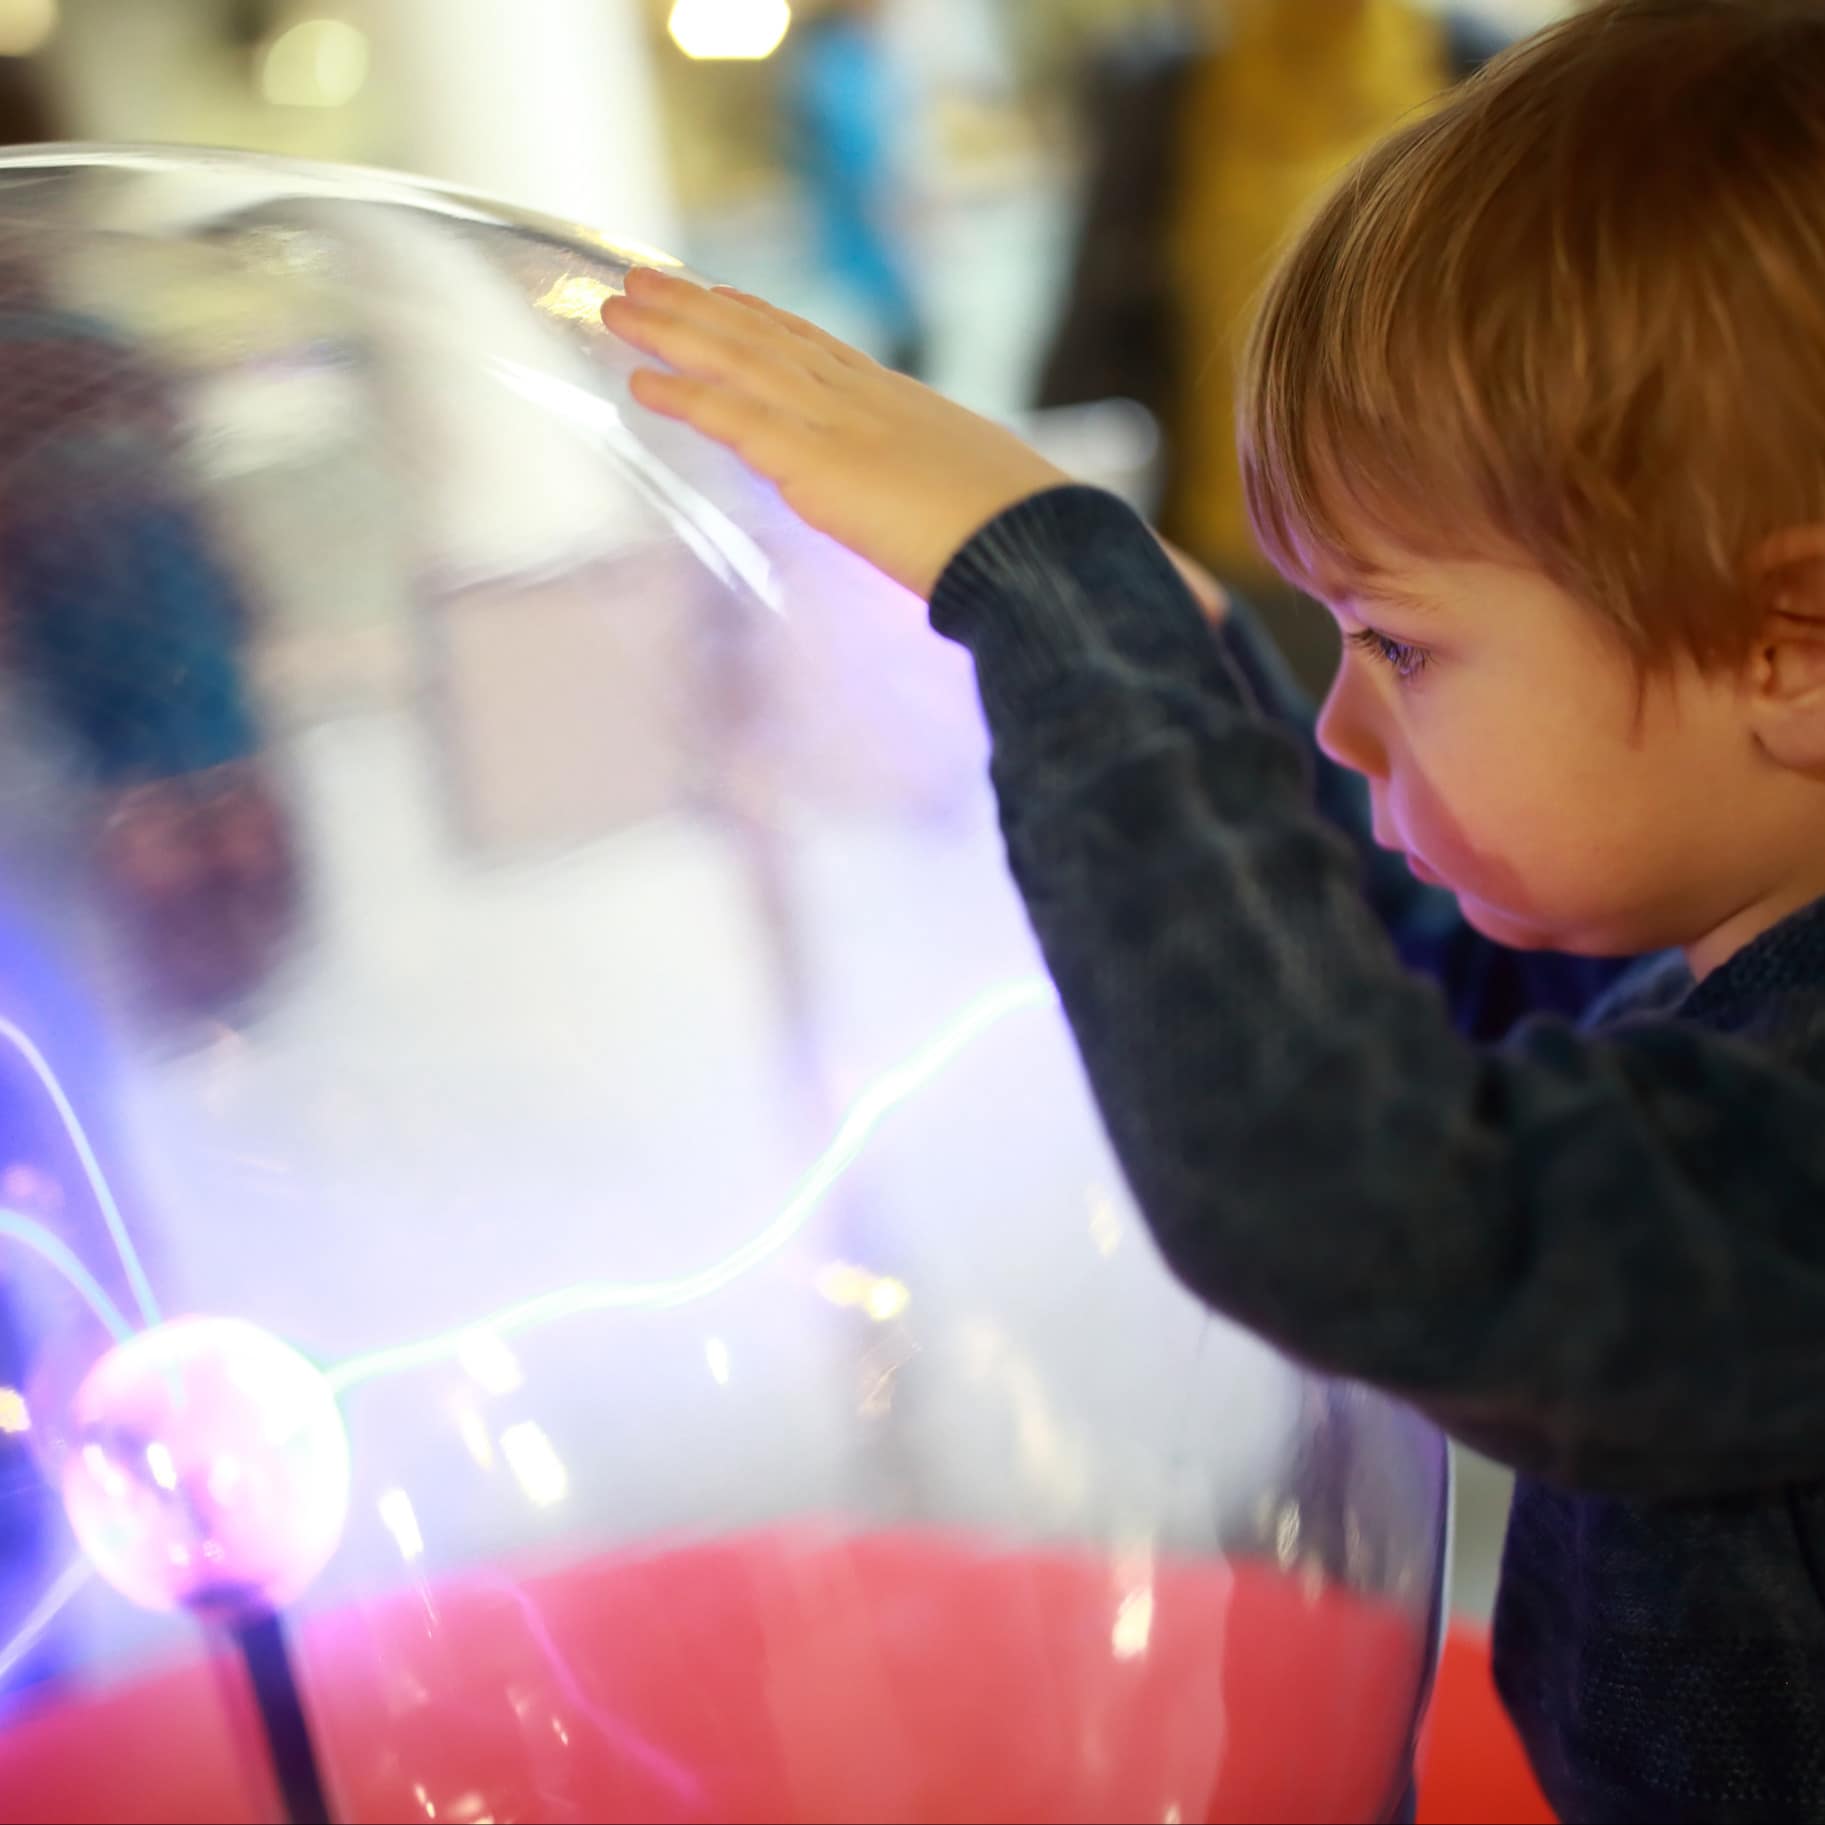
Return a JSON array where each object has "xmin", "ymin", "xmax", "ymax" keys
[{"xmin": 1371, "ymin": 818, "xmax": 1445, "ymax": 887}]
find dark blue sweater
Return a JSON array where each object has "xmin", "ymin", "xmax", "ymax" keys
[{"xmin": 930, "ymin": 487, "xmax": 1825, "ymax": 1824}]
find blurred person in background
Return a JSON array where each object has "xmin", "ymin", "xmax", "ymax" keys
[
  {"xmin": 1035, "ymin": 0, "xmax": 1511, "ymax": 692},
  {"xmin": 0, "ymin": 274, "xmax": 300, "ymax": 1025},
  {"xmin": 781, "ymin": 0, "xmax": 930, "ymax": 378},
  {"xmin": 0, "ymin": 63, "xmax": 298, "ymax": 1028}
]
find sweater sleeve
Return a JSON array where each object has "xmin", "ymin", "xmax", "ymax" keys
[{"xmin": 931, "ymin": 485, "xmax": 1825, "ymax": 1501}]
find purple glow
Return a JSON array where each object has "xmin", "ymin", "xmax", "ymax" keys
[
  {"xmin": 0, "ymin": 1018, "xmax": 159, "ymax": 1330},
  {"xmin": 0, "ymin": 1208, "xmax": 132, "ymax": 1343}
]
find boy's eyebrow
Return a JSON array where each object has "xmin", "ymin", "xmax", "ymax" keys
[{"xmin": 1339, "ymin": 588, "xmax": 1435, "ymax": 621}]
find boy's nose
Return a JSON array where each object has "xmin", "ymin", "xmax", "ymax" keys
[{"xmin": 1315, "ymin": 660, "xmax": 1388, "ymax": 779}]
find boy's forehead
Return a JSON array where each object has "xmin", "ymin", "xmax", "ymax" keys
[
  {"xmin": 1312, "ymin": 549, "xmax": 1445, "ymax": 616},
  {"xmin": 1296, "ymin": 500, "xmax": 1443, "ymax": 606},
  {"xmin": 1290, "ymin": 473, "xmax": 1529, "ymax": 615}
]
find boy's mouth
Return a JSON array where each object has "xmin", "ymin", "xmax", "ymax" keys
[{"xmin": 1370, "ymin": 814, "xmax": 1444, "ymax": 887}]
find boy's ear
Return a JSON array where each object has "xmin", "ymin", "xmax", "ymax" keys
[{"xmin": 1744, "ymin": 526, "xmax": 1825, "ymax": 774}]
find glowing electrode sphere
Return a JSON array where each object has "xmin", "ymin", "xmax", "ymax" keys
[{"xmin": 59, "ymin": 1316, "xmax": 350, "ymax": 1617}]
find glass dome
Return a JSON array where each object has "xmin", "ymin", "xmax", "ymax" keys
[{"xmin": 0, "ymin": 147, "xmax": 1447, "ymax": 1824}]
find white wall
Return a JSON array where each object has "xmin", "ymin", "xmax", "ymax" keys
[{"xmin": 358, "ymin": 0, "xmax": 678, "ymax": 247}]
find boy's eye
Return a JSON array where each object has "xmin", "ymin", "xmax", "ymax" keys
[{"xmin": 1347, "ymin": 627, "xmax": 1431, "ymax": 682}]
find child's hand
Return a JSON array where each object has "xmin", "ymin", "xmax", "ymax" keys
[{"xmin": 602, "ymin": 269, "xmax": 1072, "ymax": 600}]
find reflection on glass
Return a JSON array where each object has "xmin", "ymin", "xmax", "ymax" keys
[
  {"xmin": 498, "ymin": 1423, "xmax": 569, "ymax": 1510},
  {"xmin": 378, "ymin": 1489, "xmax": 425, "ymax": 1563}
]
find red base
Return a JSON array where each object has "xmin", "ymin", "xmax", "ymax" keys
[
  {"xmin": 0, "ymin": 1531, "xmax": 1534, "ymax": 1823},
  {"xmin": 1417, "ymin": 1624, "xmax": 1556, "ymax": 1824}
]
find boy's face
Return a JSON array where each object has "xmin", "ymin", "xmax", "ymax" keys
[{"xmin": 1312, "ymin": 554, "xmax": 1809, "ymax": 967}]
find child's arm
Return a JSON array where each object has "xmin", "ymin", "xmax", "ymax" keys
[
  {"xmin": 1218, "ymin": 598, "xmax": 1635, "ymax": 1038},
  {"xmin": 937, "ymin": 486, "xmax": 1825, "ymax": 1499},
  {"xmin": 603, "ymin": 274, "xmax": 1825, "ymax": 1499}
]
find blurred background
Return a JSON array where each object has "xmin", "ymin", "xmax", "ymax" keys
[
  {"xmin": 0, "ymin": 0, "xmax": 1578, "ymax": 1634},
  {"xmin": 0, "ymin": 1, "xmax": 1564, "ymax": 430}
]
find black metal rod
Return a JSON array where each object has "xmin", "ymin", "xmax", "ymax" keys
[{"xmin": 231, "ymin": 1607, "xmax": 332, "ymax": 1825}]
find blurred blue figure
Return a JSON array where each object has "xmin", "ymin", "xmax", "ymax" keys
[
  {"xmin": 783, "ymin": 0, "xmax": 929, "ymax": 377},
  {"xmin": 0, "ymin": 260, "xmax": 298, "ymax": 1023}
]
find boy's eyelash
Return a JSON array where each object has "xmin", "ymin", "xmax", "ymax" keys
[{"xmin": 1347, "ymin": 627, "xmax": 1431, "ymax": 681}]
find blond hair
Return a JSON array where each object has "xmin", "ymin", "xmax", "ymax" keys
[{"xmin": 1240, "ymin": 0, "xmax": 1825, "ymax": 670}]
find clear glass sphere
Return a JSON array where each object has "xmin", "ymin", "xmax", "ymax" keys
[{"xmin": 0, "ymin": 147, "xmax": 1447, "ymax": 1824}]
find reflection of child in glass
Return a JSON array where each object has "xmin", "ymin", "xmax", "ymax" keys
[
  {"xmin": 0, "ymin": 269, "xmax": 297, "ymax": 1020},
  {"xmin": 606, "ymin": 4, "xmax": 1825, "ymax": 1814}
]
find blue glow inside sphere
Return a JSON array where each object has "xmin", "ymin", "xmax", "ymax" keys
[{"xmin": 0, "ymin": 147, "xmax": 1447, "ymax": 1824}]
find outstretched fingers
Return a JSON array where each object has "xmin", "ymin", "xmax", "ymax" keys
[
  {"xmin": 710, "ymin": 285, "xmax": 876, "ymax": 369},
  {"xmin": 606, "ymin": 267, "xmax": 875, "ymax": 418},
  {"xmin": 625, "ymin": 366, "xmax": 812, "ymax": 475}
]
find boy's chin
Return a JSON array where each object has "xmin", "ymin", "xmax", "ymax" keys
[
  {"xmin": 1452, "ymin": 891, "xmax": 1587, "ymax": 954},
  {"xmin": 1455, "ymin": 893, "xmax": 1650, "ymax": 959}
]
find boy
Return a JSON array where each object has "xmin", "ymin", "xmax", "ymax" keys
[{"xmin": 605, "ymin": 2, "xmax": 1825, "ymax": 1815}]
